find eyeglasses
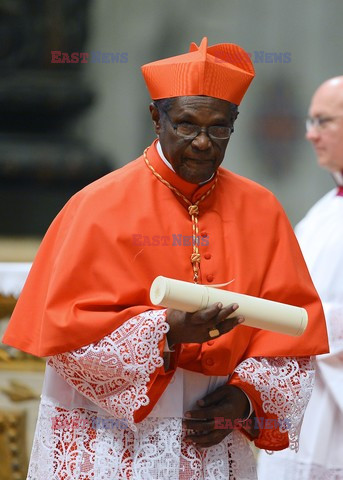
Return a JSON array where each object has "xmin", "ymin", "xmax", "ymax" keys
[
  {"xmin": 163, "ymin": 110, "xmax": 234, "ymax": 140},
  {"xmin": 305, "ymin": 115, "xmax": 343, "ymax": 133}
]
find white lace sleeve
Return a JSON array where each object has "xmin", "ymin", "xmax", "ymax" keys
[
  {"xmin": 234, "ymin": 356, "xmax": 315, "ymax": 451},
  {"xmin": 48, "ymin": 309, "xmax": 169, "ymax": 431}
]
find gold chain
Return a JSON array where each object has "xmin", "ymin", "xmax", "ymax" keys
[{"xmin": 143, "ymin": 147, "xmax": 217, "ymax": 283}]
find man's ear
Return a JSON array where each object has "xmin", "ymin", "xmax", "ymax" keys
[
  {"xmin": 149, "ymin": 102, "xmax": 161, "ymax": 135},
  {"xmin": 232, "ymin": 110, "xmax": 239, "ymax": 123},
  {"xmin": 231, "ymin": 110, "xmax": 239, "ymax": 132}
]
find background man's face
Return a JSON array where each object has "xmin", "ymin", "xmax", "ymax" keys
[
  {"xmin": 306, "ymin": 80, "xmax": 343, "ymax": 173},
  {"xmin": 151, "ymin": 96, "xmax": 236, "ymax": 184}
]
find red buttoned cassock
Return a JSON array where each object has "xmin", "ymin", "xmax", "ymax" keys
[{"xmin": 3, "ymin": 139, "xmax": 328, "ymax": 450}]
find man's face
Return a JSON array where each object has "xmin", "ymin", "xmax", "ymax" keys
[
  {"xmin": 150, "ymin": 96, "xmax": 237, "ymax": 184},
  {"xmin": 306, "ymin": 79, "xmax": 343, "ymax": 172}
]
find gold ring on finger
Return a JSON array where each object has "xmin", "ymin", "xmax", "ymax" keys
[{"xmin": 208, "ymin": 328, "xmax": 220, "ymax": 338}]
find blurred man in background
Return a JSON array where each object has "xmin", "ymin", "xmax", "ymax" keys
[{"xmin": 258, "ymin": 76, "xmax": 343, "ymax": 479}]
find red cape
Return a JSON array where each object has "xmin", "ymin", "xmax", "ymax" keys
[{"xmin": 3, "ymin": 140, "xmax": 329, "ymax": 375}]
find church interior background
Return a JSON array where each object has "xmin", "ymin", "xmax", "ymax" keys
[{"xmin": 0, "ymin": 0, "xmax": 341, "ymax": 477}]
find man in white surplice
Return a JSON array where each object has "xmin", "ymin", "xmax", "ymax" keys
[{"xmin": 258, "ymin": 77, "xmax": 343, "ymax": 480}]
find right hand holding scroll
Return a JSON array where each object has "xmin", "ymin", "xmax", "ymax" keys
[{"xmin": 166, "ymin": 303, "xmax": 244, "ymax": 346}]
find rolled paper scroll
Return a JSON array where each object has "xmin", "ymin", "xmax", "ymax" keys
[{"xmin": 150, "ymin": 276, "xmax": 308, "ymax": 337}]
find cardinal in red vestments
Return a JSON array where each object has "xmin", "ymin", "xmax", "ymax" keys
[{"xmin": 3, "ymin": 37, "xmax": 328, "ymax": 480}]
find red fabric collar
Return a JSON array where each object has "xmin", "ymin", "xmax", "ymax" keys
[{"xmin": 337, "ymin": 186, "xmax": 343, "ymax": 197}]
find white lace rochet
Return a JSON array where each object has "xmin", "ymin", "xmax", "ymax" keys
[{"xmin": 27, "ymin": 309, "xmax": 315, "ymax": 480}]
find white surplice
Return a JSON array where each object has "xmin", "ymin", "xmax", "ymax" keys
[{"xmin": 258, "ymin": 188, "xmax": 343, "ymax": 480}]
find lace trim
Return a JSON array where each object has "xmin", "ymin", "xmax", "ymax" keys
[
  {"xmin": 27, "ymin": 400, "xmax": 258, "ymax": 479},
  {"xmin": 48, "ymin": 309, "xmax": 169, "ymax": 431},
  {"xmin": 234, "ymin": 357, "xmax": 315, "ymax": 451}
]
